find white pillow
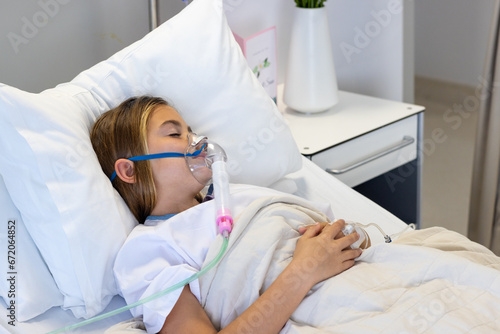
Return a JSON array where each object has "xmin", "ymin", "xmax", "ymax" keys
[
  {"xmin": 0, "ymin": 0, "xmax": 301, "ymax": 319},
  {"xmin": 0, "ymin": 173, "xmax": 64, "ymax": 321}
]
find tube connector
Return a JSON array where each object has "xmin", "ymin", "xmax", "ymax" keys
[
  {"xmin": 217, "ymin": 213, "xmax": 233, "ymax": 238},
  {"xmin": 212, "ymin": 158, "xmax": 233, "ymax": 238}
]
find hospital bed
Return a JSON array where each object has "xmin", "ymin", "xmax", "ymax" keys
[
  {"xmin": 0, "ymin": 157, "xmax": 409, "ymax": 334},
  {"xmin": 1, "ymin": 0, "xmax": 499, "ymax": 333}
]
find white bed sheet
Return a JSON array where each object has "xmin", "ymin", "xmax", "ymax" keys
[
  {"xmin": 0, "ymin": 296, "xmax": 131, "ymax": 334},
  {"xmin": 286, "ymin": 157, "xmax": 408, "ymax": 244},
  {"xmin": 0, "ymin": 156, "xmax": 407, "ymax": 334}
]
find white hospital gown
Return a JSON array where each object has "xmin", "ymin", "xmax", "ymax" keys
[
  {"xmin": 113, "ymin": 198, "xmax": 217, "ymax": 333},
  {"xmin": 113, "ymin": 184, "xmax": 334, "ymax": 333}
]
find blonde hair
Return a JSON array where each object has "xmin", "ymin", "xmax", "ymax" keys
[{"xmin": 90, "ymin": 96, "xmax": 167, "ymax": 224}]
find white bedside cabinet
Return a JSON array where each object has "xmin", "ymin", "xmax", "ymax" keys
[{"xmin": 277, "ymin": 84, "xmax": 425, "ymax": 226}]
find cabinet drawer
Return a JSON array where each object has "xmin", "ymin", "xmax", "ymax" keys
[{"xmin": 310, "ymin": 115, "xmax": 418, "ymax": 187}]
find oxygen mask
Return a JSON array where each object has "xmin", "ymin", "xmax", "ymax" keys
[{"xmin": 185, "ymin": 133, "xmax": 228, "ymax": 186}]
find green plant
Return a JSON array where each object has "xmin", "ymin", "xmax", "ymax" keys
[{"xmin": 294, "ymin": 0, "xmax": 327, "ymax": 8}]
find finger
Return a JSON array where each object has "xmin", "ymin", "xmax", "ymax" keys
[
  {"xmin": 339, "ymin": 259, "xmax": 356, "ymax": 272},
  {"xmin": 337, "ymin": 231, "xmax": 360, "ymax": 249},
  {"xmin": 334, "ymin": 219, "xmax": 345, "ymax": 226},
  {"xmin": 298, "ymin": 222, "xmax": 328, "ymax": 235},
  {"xmin": 321, "ymin": 219, "xmax": 346, "ymax": 238},
  {"xmin": 341, "ymin": 248, "xmax": 363, "ymax": 260},
  {"xmin": 301, "ymin": 223, "xmax": 323, "ymax": 238}
]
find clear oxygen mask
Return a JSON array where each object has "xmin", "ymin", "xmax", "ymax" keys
[
  {"xmin": 185, "ymin": 134, "xmax": 233, "ymax": 237},
  {"xmin": 184, "ymin": 133, "xmax": 228, "ymax": 186}
]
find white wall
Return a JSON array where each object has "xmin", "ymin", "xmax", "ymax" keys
[
  {"xmin": 1, "ymin": 0, "xmax": 411, "ymax": 102},
  {"xmin": 415, "ymin": 0, "xmax": 496, "ymax": 87},
  {"xmin": 0, "ymin": 0, "xmax": 148, "ymax": 93},
  {"xmin": 161, "ymin": 0, "xmax": 413, "ymax": 102}
]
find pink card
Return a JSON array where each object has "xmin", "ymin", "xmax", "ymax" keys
[{"xmin": 234, "ymin": 26, "xmax": 277, "ymax": 102}]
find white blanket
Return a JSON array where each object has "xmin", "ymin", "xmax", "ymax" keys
[{"xmin": 199, "ymin": 195, "xmax": 500, "ymax": 333}]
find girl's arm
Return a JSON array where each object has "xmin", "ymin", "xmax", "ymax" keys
[{"xmin": 159, "ymin": 220, "xmax": 361, "ymax": 334}]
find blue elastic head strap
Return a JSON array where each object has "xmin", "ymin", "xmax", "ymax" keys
[{"xmin": 109, "ymin": 144, "xmax": 205, "ymax": 182}]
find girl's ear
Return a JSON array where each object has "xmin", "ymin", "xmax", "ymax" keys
[{"xmin": 114, "ymin": 159, "xmax": 136, "ymax": 184}]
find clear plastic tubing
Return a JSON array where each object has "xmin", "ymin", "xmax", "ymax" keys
[
  {"xmin": 48, "ymin": 140, "xmax": 234, "ymax": 333},
  {"xmin": 46, "ymin": 237, "xmax": 229, "ymax": 334},
  {"xmin": 212, "ymin": 160, "xmax": 233, "ymax": 238}
]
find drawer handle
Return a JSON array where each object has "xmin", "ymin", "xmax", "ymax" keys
[{"xmin": 326, "ymin": 136, "xmax": 415, "ymax": 175}]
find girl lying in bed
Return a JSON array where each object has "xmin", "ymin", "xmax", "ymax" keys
[{"xmin": 90, "ymin": 96, "xmax": 362, "ymax": 334}]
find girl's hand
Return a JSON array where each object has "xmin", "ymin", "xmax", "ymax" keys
[
  {"xmin": 160, "ymin": 219, "xmax": 361, "ymax": 334},
  {"xmin": 291, "ymin": 219, "xmax": 362, "ymax": 286},
  {"xmin": 298, "ymin": 219, "xmax": 345, "ymax": 239}
]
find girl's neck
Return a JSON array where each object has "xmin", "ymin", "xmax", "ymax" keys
[{"xmin": 151, "ymin": 196, "xmax": 200, "ymax": 216}]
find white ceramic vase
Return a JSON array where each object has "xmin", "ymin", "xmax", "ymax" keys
[{"xmin": 284, "ymin": 7, "xmax": 339, "ymax": 113}]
